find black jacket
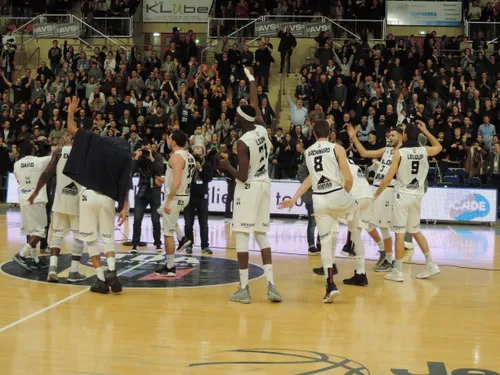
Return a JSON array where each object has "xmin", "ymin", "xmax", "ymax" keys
[
  {"xmin": 189, "ymin": 159, "xmax": 214, "ymax": 198},
  {"xmin": 131, "ymin": 150, "xmax": 164, "ymax": 194},
  {"xmin": 278, "ymin": 31, "xmax": 297, "ymax": 53}
]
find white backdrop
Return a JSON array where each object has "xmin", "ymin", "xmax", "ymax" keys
[
  {"xmin": 143, "ymin": 0, "xmax": 211, "ymax": 22},
  {"xmin": 6, "ymin": 174, "xmax": 497, "ymax": 223},
  {"xmin": 386, "ymin": 1, "xmax": 462, "ymax": 26}
]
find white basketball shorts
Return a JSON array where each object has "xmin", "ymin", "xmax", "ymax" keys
[
  {"xmin": 20, "ymin": 202, "xmax": 47, "ymax": 238},
  {"xmin": 313, "ymin": 187, "xmax": 358, "ymax": 235},
  {"xmin": 391, "ymin": 192, "xmax": 422, "ymax": 234},
  {"xmin": 372, "ymin": 185, "xmax": 393, "ymax": 229},
  {"xmin": 232, "ymin": 181, "xmax": 270, "ymax": 233},
  {"xmin": 79, "ymin": 189, "xmax": 115, "ymax": 243},
  {"xmin": 162, "ymin": 196, "xmax": 189, "ymax": 237},
  {"xmin": 51, "ymin": 212, "xmax": 79, "ymax": 239}
]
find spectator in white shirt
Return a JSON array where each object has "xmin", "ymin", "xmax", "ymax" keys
[{"xmin": 287, "ymin": 92, "xmax": 308, "ymax": 126}]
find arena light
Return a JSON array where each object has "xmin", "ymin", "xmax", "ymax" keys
[
  {"xmin": 196, "ymin": 39, "xmax": 199, "ymax": 44},
  {"xmin": 418, "ymin": 31, "xmax": 426, "ymax": 35},
  {"xmin": 153, "ymin": 32, "xmax": 160, "ymax": 37}
]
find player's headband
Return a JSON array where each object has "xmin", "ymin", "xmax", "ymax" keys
[{"xmin": 237, "ymin": 106, "xmax": 255, "ymax": 122}]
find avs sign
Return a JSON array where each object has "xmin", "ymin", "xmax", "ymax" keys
[
  {"xmin": 33, "ymin": 23, "xmax": 80, "ymax": 38},
  {"xmin": 143, "ymin": 0, "xmax": 211, "ymax": 22},
  {"xmin": 255, "ymin": 21, "xmax": 331, "ymax": 38}
]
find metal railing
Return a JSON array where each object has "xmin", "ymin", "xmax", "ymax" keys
[
  {"xmin": 16, "ymin": 47, "xmax": 40, "ymax": 78},
  {"xmin": 466, "ymin": 21, "xmax": 500, "ymax": 45}
]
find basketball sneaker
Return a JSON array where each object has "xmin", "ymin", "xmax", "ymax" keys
[
  {"xmin": 28, "ymin": 259, "xmax": 48, "ymax": 270},
  {"xmin": 374, "ymin": 251, "xmax": 386, "ymax": 268},
  {"xmin": 105, "ymin": 270, "xmax": 123, "ymax": 293},
  {"xmin": 90, "ymin": 278, "xmax": 110, "ymax": 294},
  {"xmin": 40, "ymin": 247, "xmax": 50, "ymax": 254},
  {"xmin": 154, "ymin": 265, "xmax": 176, "ymax": 277},
  {"xmin": 229, "ymin": 285, "xmax": 251, "ymax": 304},
  {"xmin": 375, "ymin": 259, "xmax": 394, "ymax": 272},
  {"xmin": 384, "ymin": 267, "xmax": 404, "ymax": 282},
  {"xmin": 343, "ymin": 271, "xmax": 368, "ymax": 286},
  {"xmin": 67, "ymin": 272, "xmax": 87, "ymax": 283},
  {"xmin": 340, "ymin": 241, "xmax": 356, "ymax": 257},
  {"xmin": 202, "ymin": 247, "xmax": 213, "ymax": 255},
  {"xmin": 47, "ymin": 266, "xmax": 58, "ymax": 282},
  {"xmin": 176, "ymin": 237, "xmax": 192, "ymax": 252},
  {"xmin": 267, "ymin": 282, "xmax": 282, "ymax": 302},
  {"xmin": 185, "ymin": 247, "xmax": 193, "ymax": 255},
  {"xmin": 323, "ymin": 282, "xmax": 340, "ymax": 303},
  {"xmin": 308, "ymin": 246, "xmax": 320, "ymax": 256},
  {"xmin": 130, "ymin": 246, "xmax": 138, "ymax": 254},
  {"xmin": 12, "ymin": 254, "xmax": 32, "ymax": 272},
  {"xmin": 313, "ymin": 264, "xmax": 338, "ymax": 276},
  {"xmin": 416, "ymin": 263, "xmax": 440, "ymax": 279}
]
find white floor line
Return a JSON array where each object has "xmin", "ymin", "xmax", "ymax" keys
[{"xmin": 0, "ymin": 256, "xmax": 158, "ymax": 334}]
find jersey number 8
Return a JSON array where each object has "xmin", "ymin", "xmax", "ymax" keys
[{"xmin": 314, "ymin": 156, "xmax": 324, "ymax": 172}]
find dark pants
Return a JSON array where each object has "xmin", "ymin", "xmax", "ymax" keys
[
  {"xmin": 132, "ymin": 189, "xmax": 162, "ymax": 246},
  {"xmin": 184, "ymin": 196, "xmax": 209, "ymax": 248},
  {"xmin": 490, "ymin": 174, "xmax": 500, "ymax": 210},
  {"xmin": 305, "ymin": 203, "xmax": 321, "ymax": 249},
  {"xmin": 225, "ymin": 179, "xmax": 235, "ymax": 218},
  {"xmin": 280, "ymin": 50, "xmax": 292, "ymax": 73},
  {"xmin": 257, "ymin": 65, "xmax": 270, "ymax": 90},
  {"xmin": 50, "ymin": 61, "xmax": 60, "ymax": 77}
]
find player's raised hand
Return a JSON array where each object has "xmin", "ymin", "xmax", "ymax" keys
[
  {"xmin": 347, "ymin": 123, "xmax": 357, "ymax": 138},
  {"xmin": 278, "ymin": 199, "xmax": 295, "ymax": 211},
  {"xmin": 68, "ymin": 96, "xmax": 80, "ymax": 113},
  {"xmin": 416, "ymin": 120, "xmax": 428, "ymax": 133},
  {"xmin": 243, "ymin": 66, "xmax": 255, "ymax": 81}
]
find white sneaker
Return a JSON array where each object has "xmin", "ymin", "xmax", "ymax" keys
[
  {"xmin": 404, "ymin": 241, "xmax": 415, "ymax": 250},
  {"xmin": 416, "ymin": 263, "xmax": 440, "ymax": 279},
  {"xmin": 384, "ymin": 267, "xmax": 404, "ymax": 282}
]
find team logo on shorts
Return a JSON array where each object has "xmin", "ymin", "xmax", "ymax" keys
[
  {"xmin": 1, "ymin": 253, "xmax": 264, "ymax": 288},
  {"xmin": 62, "ymin": 182, "xmax": 79, "ymax": 196}
]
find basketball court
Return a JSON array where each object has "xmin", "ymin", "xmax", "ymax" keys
[{"xmin": 0, "ymin": 208, "xmax": 499, "ymax": 374}]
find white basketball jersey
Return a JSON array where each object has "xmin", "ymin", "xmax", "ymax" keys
[
  {"xmin": 396, "ymin": 147, "xmax": 429, "ymax": 197},
  {"xmin": 305, "ymin": 140, "xmax": 343, "ymax": 194},
  {"xmin": 14, "ymin": 155, "xmax": 51, "ymax": 206},
  {"xmin": 238, "ymin": 124, "xmax": 271, "ymax": 184},
  {"xmin": 374, "ymin": 147, "xmax": 396, "ymax": 187},
  {"xmin": 53, "ymin": 146, "xmax": 80, "ymax": 215},
  {"xmin": 348, "ymin": 158, "xmax": 373, "ymax": 200},
  {"xmin": 165, "ymin": 149, "xmax": 196, "ymax": 196}
]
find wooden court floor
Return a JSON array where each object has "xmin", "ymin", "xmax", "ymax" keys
[{"xmin": 0, "ymin": 208, "xmax": 499, "ymax": 375}]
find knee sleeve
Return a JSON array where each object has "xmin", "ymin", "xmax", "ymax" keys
[
  {"xmin": 71, "ymin": 239, "xmax": 84, "ymax": 257},
  {"xmin": 87, "ymin": 240, "xmax": 100, "ymax": 257},
  {"xmin": 50, "ymin": 236, "xmax": 63, "ymax": 249},
  {"xmin": 235, "ymin": 232, "xmax": 250, "ymax": 253},
  {"xmin": 380, "ymin": 228, "xmax": 391, "ymax": 239},
  {"xmin": 103, "ymin": 242, "xmax": 115, "ymax": 253},
  {"xmin": 254, "ymin": 232, "xmax": 270, "ymax": 250}
]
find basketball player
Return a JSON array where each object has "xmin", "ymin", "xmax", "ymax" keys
[
  {"xmin": 12, "ymin": 140, "xmax": 51, "ymax": 271},
  {"xmin": 219, "ymin": 67, "xmax": 282, "ymax": 304},
  {"xmin": 27, "ymin": 136, "xmax": 86, "ymax": 283},
  {"xmin": 154, "ymin": 130, "xmax": 195, "ymax": 276},
  {"xmin": 280, "ymin": 120, "xmax": 360, "ymax": 302},
  {"xmin": 348, "ymin": 125, "xmax": 403, "ymax": 272},
  {"xmin": 374, "ymin": 121, "xmax": 441, "ymax": 282},
  {"xmin": 64, "ymin": 97, "xmax": 131, "ymax": 294}
]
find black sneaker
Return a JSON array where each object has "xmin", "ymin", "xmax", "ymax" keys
[
  {"xmin": 90, "ymin": 278, "xmax": 110, "ymax": 294},
  {"xmin": 12, "ymin": 254, "xmax": 32, "ymax": 272},
  {"xmin": 308, "ymin": 247, "xmax": 320, "ymax": 256},
  {"xmin": 343, "ymin": 271, "xmax": 369, "ymax": 286},
  {"xmin": 105, "ymin": 270, "xmax": 123, "ymax": 293},
  {"xmin": 323, "ymin": 281, "xmax": 340, "ymax": 303},
  {"xmin": 130, "ymin": 246, "xmax": 138, "ymax": 254},
  {"xmin": 313, "ymin": 264, "xmax": 338, "ymax": 276},
  {"xmin": 340, "ymin": 241, "xmax": 356, "ymax": 257},
  {"xmin": 28, "ymin": 258, "xmax": 49, "ymax": 270},
  {"xmin": 155, "ymin": 243, "xmax": 162, "ymax": 254},
  {"xmin": 154, "ymin": 265, "xmax": 176, "ymax": 277},
  {"xmin": 176, "ymin": 237, "xmax": 192, "ymax": 252}
]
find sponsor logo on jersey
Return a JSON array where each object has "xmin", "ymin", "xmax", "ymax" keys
[
  {"xmin": 406, "ymin": 178, "xmax": 420, "ymax": 190},
  {"xmin": 241, "ymin": 223, "xmax": 255, "ymax": 228},
  {"xmin": 317, "ymin": 175, "xmax": 333, "ymax": 190},
  {"xmin": 450, "ymin": 193, "xmax": 490, "ymax": 221},
  {"xmin": 62, "ymin": 182, "xmax": 78, "ymax": 196},
  {"xmin": 255, "ymin": 165, "xmax": 267, "ymax": 177},
  {"xmin": 20, "ymin": 188, "xmax": 33, "ymax": 194},
  {"xmin": 319, "ymin": 231, "xmax": 331, "ymax": 241}
]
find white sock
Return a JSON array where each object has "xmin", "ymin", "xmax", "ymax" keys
[
  {"xmin": 264, "ymin": 264, "xmax": 274, "ymax": 285},
  {"xmin": 377, "ymin": 241, "xmax": 384, "ymax": 251},
  {"xmin": 20, "ymin": 244, "xmax": 31, "ymax": 258},
  {"xmin": 95, "ymin": 267, "xmax": 105, "ymax": 281},
  {"xmin": 50, "ymin": 256, "xmax": 58, "ymax": 268},
  {"xmin": 166, "ymin": 254, "xmax": 175, "ymax": 268},
  {"xmin": 70, "ymin": 260, "xmax": 79, "ymax": 273},
  {"xmin": 356, "ymin": 257, "xmax": 365, "ymax": 275},
  {"xmin": 395, "ymin": 260, "xmax": 403, "ymax": 272},
  {"xmin": 30, "ymin": 246, "xmax": 39, "ymax": 263},
  {"xmin": 386, "ymin": 252, "xmax": 393, "ymax": 263},
  {"xmin": 239, "ymin": 268, "xmax": 249, "ymax": 288},
  {"xmin": 107, "ymin": 257, "xmax": 116, "ymax": 271},
  {"xmin": 424, "ymin": 252, "xmax": 433, "ymax": 264}
]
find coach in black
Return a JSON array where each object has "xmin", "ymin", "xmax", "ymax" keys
[{"xmin": 184, "ymin": 146, "xmax": 214, "ymax": 255}]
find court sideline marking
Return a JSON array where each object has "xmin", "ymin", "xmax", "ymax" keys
[{"xmin": 0, "ymin": 256, "xmax": 158, "ymax": 334}]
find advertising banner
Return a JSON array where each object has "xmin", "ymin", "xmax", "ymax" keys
[
  {"xmin": 32, "ymin": 23, "xmax": 80, "ymax": 38},
  {"xmin": 387, "ymin": 1, "xmax": 462, "ymax": 26},
  {"xmin": 143, "ymin": 0, "xmax": 212, "ymax": 22},
  {"xmin": 6, "ymin": 175, "xmax": 497, "ymax": 223},
  {"xmin": 255, "ymin": 21, "xmax": 331, "ymax": 38},
  {"xmin": 255, "ymin": 20, "xmax": 280, "ymax": 37}
]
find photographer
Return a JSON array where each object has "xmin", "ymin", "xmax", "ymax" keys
[
  {"xmin": 130, "ymin": 140, "xmax": 164, "ymax": 253},
  {"xmin": 184, "ymin": 145, "xmax": 214, "ymax": 255}
]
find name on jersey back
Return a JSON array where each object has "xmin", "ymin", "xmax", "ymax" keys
[{"xmin": 308, "ymin": 148, "xmax": 329, "ymax": 156}]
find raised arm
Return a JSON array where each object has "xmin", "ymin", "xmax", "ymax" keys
[
  {"xmin": 417, "ymin": 120, "xmax": 442, "ymax": 157},
  {"xmin": 278, "ymin": 175, "xmax": 312, "ymax": 209},
  {"xmin": 243, "ymin": 67, "xmax": 263, "ymax": 123},
  {"xmin": 67, "ymin": 96, "xmax": 80, "ymax": 136},
  {"xmin": 347, "ymin": 123, "xmax": 385, "ymax": 158}
]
